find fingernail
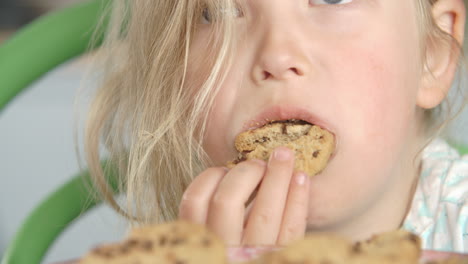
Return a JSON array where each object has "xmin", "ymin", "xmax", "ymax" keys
[
  {"xmin": 296, "ymin": 172, "xmax": 307, "ymax": 185},
  {"xmin": 273, "ymin": 147, "xmax": 292, "ymax": 161}
]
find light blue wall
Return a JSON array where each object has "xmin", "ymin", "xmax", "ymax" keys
[{"xmin": 0, "ymin": 57, "xmax": 126, "ymax": 263}]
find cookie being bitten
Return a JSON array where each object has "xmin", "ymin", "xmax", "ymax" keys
[{"xmin": 228, "ymin": 120, "xmax": 335, "ymax": 177}]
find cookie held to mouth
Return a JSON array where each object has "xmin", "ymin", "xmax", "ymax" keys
[{"xmin": 227, "ymin": 120, "xmax": 335, "ymax": 177}]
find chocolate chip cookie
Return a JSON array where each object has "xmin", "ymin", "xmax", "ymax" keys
[
  {"xmin": 80, "ymin": 221, "xmax": 227, "ymax": 264},
  {"xmin": 228, "ymin": 120, "xmax": 335, "ymax": 176}
]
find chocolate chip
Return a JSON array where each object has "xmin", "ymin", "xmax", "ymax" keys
[
  {"xmin": 127, "ymin": 239, "xmax": 139, "ymax": 247},
  {"xmin": 351, "ymin": 243, "xmax": 362, "ymax": 254},
  {"xmin": 254, "ymin": 137, "xmax": 269, "ymax": 144},
  {"xmin": 174, "ymin": 260, "xmax": 186, "ymax": 264},
  {"xmin": 201, "ymin": 238, "xmax": 211, "ymax": 247},
  {"xmin": 120, "ymin": 245, "xmax": 130, "ymax": 253},
  {"xmin": 159, "ymin": 236, "xmax": 168, "ymax": 246},
  {"xmin": 170, "ymin": 237, "xmax": 185, "ymax": 246},
  {"xmin": 407, "ymin": 233, "xmax": 419, "ymax": 244},
  {"xmin": 141, "ymin": 240, "xmax": 153, "ymax": 251},
  {"xmin": 93, "ymin": 247, "xmax": 120, "ymax": 258},
  {"xmin": 282, "ymin": 124, "xmax": 288, "ymax": 135},
  {"xmin": 102, "ymin": 251, "xmax": 113, "ymax": 258},
  {"xmin": 233, "ymin": 156, "xmax": 247, "ymax": 165},
  {"xmin": 313, "ymin": 150, "xmax": 320, "ymax": 158},
  {"xmin": 92, "ymin": 248, "xmax": 106, "ymax": 256},
  {"xmin": 102, "ymin": 248, "xmax": 121, "ymax": 258}
]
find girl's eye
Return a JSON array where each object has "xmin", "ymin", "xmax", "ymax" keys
[
  {"xmin": 201, "ymin": 8, "xmax": 212, "ymax": 24},
  {"xmin": 309, "ymin": 0, "xmax": 353, "ymax": 5},
  {"xmin": 200, "ymin": 7, "xmax": 243, "ymax": 24}
]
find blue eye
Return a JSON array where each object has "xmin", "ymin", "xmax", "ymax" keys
[{"xmin": 309, "ymin": 0, "xmax": 353, "ymax": 5}]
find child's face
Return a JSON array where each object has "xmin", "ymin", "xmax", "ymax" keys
[{"xmin": 188, "ymin": 0, "xmax": 425, "ymax": 233}]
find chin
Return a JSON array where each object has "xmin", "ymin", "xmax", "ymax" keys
[{"xmin": 304, "ymin": 202, "xmax": 345, "ymax": 230}]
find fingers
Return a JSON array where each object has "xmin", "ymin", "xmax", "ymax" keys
[
  {"xmin": 180, "ymin": 146, "xmax": 310, "ymax": 247},
  {"xmin": 179, "ymin": 167, "xmax": 227, "ymax": 224},
  {"xmin": 242, "ymin": 147, "xmax": 295, "ymax": 245},
  {"xmin": 207, "ymin": 160, "xmax": 266, "ymax": 246},
  {"xmin": 277, "ymin": 171, "xmax": 310, "ymax": 245}
]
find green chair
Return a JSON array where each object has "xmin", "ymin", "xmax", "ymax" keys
[
  {"xmin": 457, "ymin": 144, "xmax": 468, "ymax": 155},
  {"xmin": 0, "ymin": 1, "xmax": 467, "ymax": 264},
  {"xmin": 0, "ymin": 1, "xmax": 116, "ymax": 263}
]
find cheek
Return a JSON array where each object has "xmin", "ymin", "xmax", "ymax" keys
[
  {"xmin": 203, "ymin": 94, "xmax": 237, "ymax": 165},
  {"xmin": 311, "ymin": 33, "xmax": 423, "ymax": 211},
  {"xmin": 334, "ymin": 37, "xmax": 421, "ymax": 150},
  {"xmin": 186, "ymin": 38, "xmax": 222, "ymax": 164},
  {"xmin": 353, "ymin": 58, "xmax": 413, "ymax": 137},
  {"xmin": 308, "ymin": 49, "xmax": 422, "ymax": 224},
  {"xmin": 203, "ymin": 66, "xmax": 250, "ymax": 164},
  {"xmin": 197, "ymin": 65, "xmax": 245, "ymax": 165},
  {"xmin": 326, "ymin": 2, "xmax": 422, "ymax": 151}
]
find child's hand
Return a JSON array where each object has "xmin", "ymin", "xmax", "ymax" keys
[{"xmin": 178, "ymin": 147, "xmax": 310, "ymax": 246}]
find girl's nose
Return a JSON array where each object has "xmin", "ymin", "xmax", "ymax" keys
[{"xmin": 251, "ymin": 28, "xmax": 310, "ymax": 83}]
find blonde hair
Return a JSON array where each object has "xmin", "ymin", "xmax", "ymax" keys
[
  {"xmin": 83, "ymin": 0, "xmax": 237, "ymax": 224},
  {"xmin": 81, "ymin": 0, "xmax": 466, "ymax": 225}
]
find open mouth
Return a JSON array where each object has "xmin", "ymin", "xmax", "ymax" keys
[
  {"xmin": 267, "ymin": 119, "xmax": 312, "ymax": 126},
  {"xmin": 227, "ymin": 118, "xmax": 336, "ymax": 177},
  {"xmin": 242, "ymin": 119, "xmax": 318, "ymax": 148}
]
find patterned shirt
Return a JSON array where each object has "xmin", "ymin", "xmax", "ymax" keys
[{"xmin": 403, "ymin": 138, "xmax": 468, "ymax": 253}]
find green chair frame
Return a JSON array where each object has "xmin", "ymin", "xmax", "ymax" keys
[
  {"xmin": 458, "ymin": 144, "xmax": 468, "ymax": 155},
  {"xmin": 0, "ymin": 1, "xmax": 467, "ymax": 264},
  {"xmin": 0, "ymin": 1, "xmax": 115, "ymax": 263}
]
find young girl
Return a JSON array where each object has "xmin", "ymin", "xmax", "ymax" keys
[{"xmin": 83, "ymin": 0, "xmax": 467, "ymax": 253}]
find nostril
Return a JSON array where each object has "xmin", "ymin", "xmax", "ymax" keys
[
  {"xmin": 261, "ymin": 67, "xmax": 302, "ymax": 81},
  {"xmin": 256, "ymin": 64, "xmax": 305, "ymax": 82},
  {"xmin": 290, "ymin": 67, "xmax": 302, "ymax": 76}
]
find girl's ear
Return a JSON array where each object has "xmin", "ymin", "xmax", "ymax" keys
[{"xmin": 417, "ymin": 0, "xmax": 465, "ymax": 109}]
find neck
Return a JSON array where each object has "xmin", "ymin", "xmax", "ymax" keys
[
  {"xmin": 307, "ymin": 137, "xmax": 425, "ymax": 243},
  {"xmin": 348, "ymin": 162, "xmax": 421, "ymax": 242},
  {"xmin": 333, "ymin": 114, "xmax": 428, "ymax": 242}
]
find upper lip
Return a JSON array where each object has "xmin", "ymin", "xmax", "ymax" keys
[{"xmin": 241, "ymin": 105, "xmax": 335, "ymax": 135}]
